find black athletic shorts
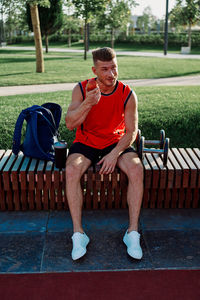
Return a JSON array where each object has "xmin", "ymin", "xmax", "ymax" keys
[{"xmin": 68, "ymin": 142, "xmax": 136, "ymax": 165}]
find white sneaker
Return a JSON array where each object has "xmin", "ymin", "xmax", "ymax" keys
[
  {"xmin": 123, "ymin": 230, "xmax": 143, "ymax": 260},
  {"xmin": 71, "ymin": 232, "xmax": 90, "ymax": 260}
]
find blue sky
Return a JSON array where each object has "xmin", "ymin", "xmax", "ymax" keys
[{"xmin": 132, "ymin": 0, "xmax": 177, "ymax": 18}]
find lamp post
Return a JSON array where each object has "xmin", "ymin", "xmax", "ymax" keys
[{"xmin": 164, "ymin": 0, "xmax": 169, "ymax": 55}]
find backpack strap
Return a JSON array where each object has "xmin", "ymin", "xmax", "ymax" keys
[
  {"xmin": 12, "ymin": 109, "xmax": 28, "ymax": 155},
  {"xmin": 35, "ymin": 110, "xmax": 57, "ymax": 136},
  {"xmin": 42, "ymin": 103, "xmax": 62, "ymax": 130}
]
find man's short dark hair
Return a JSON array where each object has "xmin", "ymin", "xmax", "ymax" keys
[{"xmin": 92, "ymin": 47, "xmax": 116, "ymax": 64}]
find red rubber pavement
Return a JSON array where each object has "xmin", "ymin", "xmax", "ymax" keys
[{"xmin": 0, "ymin": 270, "xmax": 200, "ymax": 300}]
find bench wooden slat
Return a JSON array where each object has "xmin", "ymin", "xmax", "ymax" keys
[
  {"xmin": 171, "ymin": 148, "xmax": 190, "ymax": 188},
  {"xmin": 34, "ymin": 160, "xmax": 45, "ymax": 210},
  {"xmin": 85, "ymin": 167, "xmax": 92, "ymax": 209},
  {"xmin": 11, "ymin": 153, "xmax": 25, "ymax": 210},
  {"xmin": 20, "ymin": 156, "xmax": 31, "ymax": 209},
  {"xmin": 3, "ymin": 152, "xmax": 16, "ymax": 197},
  {"xmin": 167, "ymin": 163, "xmax": 175, "ymax": 189},
  {"xmin": 152, "ymin": 154, "xmax": 167, "ymax": 189},
  {"xmin": 143, "ymin": 155, "xmax": 152, "ymax": 189},
  {"xmin": 178, "ymin": 188, "xmax": 185, "ymax": 208},
  {"xmin": 193, "ymin": 188, "xmax": 199, "ymax": 208},
  {"xmin": 108, "ymin": 175, "xmax": 113, "ymax": 209},
  {"xmin": 27, "ymin": 158, "xmax": 37, "ymax": 210},
  {"xmin": 146, "ymin": 153, "xmax": 159, "ymax": 189},
  {"xmin": 20, "ymin": 157, "xmax": 31, "ymax": 189},
  {"xmin": 100, "ymin": 183, "xmax": 106, "ymax": 209},
  {"xmin": 12, "ymin": 152, "xmax": 24, "ymax": 172},
  {"xmin": 168, "ymin": 149, "xmax": 182, "ymax": 188},
  {"xmin": 94, "ymin": 170, "xmax": 101, "ymax": 209},
  {"xmin": 145, "ymin": 154, "xmax": 159, "ymax": 208},
  {"xmin": 193, "ymin": 148, "xmax": 200, "ymax": 159},
  {"xmin": 0, "ymin": 150, "xmax": 12, "ymax": 171},
  {"xmin": 37, "ymin": 160, "xmax": 45, "ymax": 190},
  {"xmin": 185, "ymin": 188, "xmax": 193, "ymax": 208},
  {"xmin": 179, "ymin": 148, "xmax": 197, "ymax": 188},
  {"xmin": 53, "ymin": 168, "xmax": 61, "ymax": 210},
  {"xmin": 2, "ymin": 152, "xmax": 18, "ymax": 211},
  {"xmin": 149, "ymin": 188, "xmax": 157, "ymax": 208},
  {"xmin": 113, "ymin": 169, "xmax": 120, "ymax": 209},
  {"xmin": 164, "ymin": 189, "xmax": 171, "ymax": 208},
  {"xmin": 172, "ymin": 188, "xmax": 178, "ymax": 208},
  {"xmin": 45, "ymin": 161, "xmax": 53, "ymax": 188},
  {"xmin": 186, "ymin": 148, "xmax": 200, "ymax": 187},
  {"xmin": 143, "ymin": 189, "xmax": 149, "ymax": 208},
  {"xmin": 0, "ymin": 149, "xmax": 6, "ymax": 159},
  {"xmin": 63, "ymin": 171, "xmax": 68, "ymax": 210},
  {"xmin": 43, "ymin": 161, "xmax": 54, "ymax": 210},
  {"xmin": 58, "ymin": 171, "xmax": 65, "ymax": 210},
  {"xmin": 12, "ymin": 153, "xmax": 24, "ymax": 190},
  {"xmin": 157, "ymin": 189, "xmax": 165, "ymax": 208},
  {"xmin": 0, "ymin": 151, "xmax": 6, "ymax": 210}
]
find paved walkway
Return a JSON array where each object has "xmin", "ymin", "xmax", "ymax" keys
[
  {"xmin": 0, "ymin": 209, "xmax": 200, "ymax": 274},
  {"xmin": 0, "ymin": 75, "xmax": 200, "ymax": 96},
  {"xmin": 3, "ymin": 45, "xmax": 200, "ymax": 60}
]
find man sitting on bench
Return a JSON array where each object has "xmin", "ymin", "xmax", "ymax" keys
[{"xmin": 65, "ymin": 47, "xmax": 144, "ymax": 260}]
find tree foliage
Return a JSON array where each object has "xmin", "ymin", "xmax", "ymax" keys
[
  {"xmin": 137, "ymin": 6, "xmax": 157, "ymax": 34},
  {"xmin": 27, "ymin": 0, "xmax": 50, "ymax": 6},
  {"xmin": 170, "ymin": 0, "xmax": 200, "ymax": 48},
  {"xmin": 72, "ymin": 0, "xmax": 108, "ymax": 59},
  {"xmin": 96, "ymin": 0, "xmax": 137, "ymax": 48}
]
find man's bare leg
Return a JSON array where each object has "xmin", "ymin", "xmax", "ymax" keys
[
  {"xmin": 117, "ymin": 152, "xmax": 144, "ymax": 232},
  {"xmin": 117, "ymin": 152, "xmax": 144, "ymax": 259},
  {"xmin": 65, "ymin": 153, "xmax": 91, "ymax": 233}
]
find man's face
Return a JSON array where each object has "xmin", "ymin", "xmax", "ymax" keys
[{"xmin": 92, "ymin": 58, "xmax": 118, "ymax": 87}]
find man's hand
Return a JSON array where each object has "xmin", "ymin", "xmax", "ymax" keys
[
  {"xmin": 85, "ymin": 85, "xmax": 101, "ymax": 107},
  {"xmin": 97, "ymin": 152, "xmax": 118, "ymax": 175}
]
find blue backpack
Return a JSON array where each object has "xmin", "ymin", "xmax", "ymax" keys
[{"xmin": 12, "ymin": 103, "xmax": 62, "ymax": 161}]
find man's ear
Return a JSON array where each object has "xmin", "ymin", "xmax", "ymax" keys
[{"xmin": 92, "ymin": 66, "xmax": 97, "ymax": 75}]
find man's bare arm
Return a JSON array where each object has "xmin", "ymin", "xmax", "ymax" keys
[
  {"xmin": 65, "ymin": 83, "xmax": 101, "ymax": 130},
  {"xmin": 111, "ymin": 90, "xmax": 138, "ymax": 157}
]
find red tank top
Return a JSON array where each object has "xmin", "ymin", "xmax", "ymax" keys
[{"xmin": 74, "ymin": 78, "xmax": 133, "ymax": 149}]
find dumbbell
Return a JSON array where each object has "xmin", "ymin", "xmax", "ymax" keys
[
  {"xmin": 138, "ymin": 136, "xmax": 170, "ymax": 166},
  {"xmin": 136, "ymin": 129, "xmax": 166, "ymax": 151}
]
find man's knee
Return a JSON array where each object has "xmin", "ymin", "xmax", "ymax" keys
[
  {"xmin": 65, "ymin": 154, "xmax": 91, "ymax": 182},
  {"xmin": 65, "ymin": 163, "xmax": 82, "ymax": 182},
  {"xmin": 127, "ymin": 159, "xmax": 144, "ymax": 183}
]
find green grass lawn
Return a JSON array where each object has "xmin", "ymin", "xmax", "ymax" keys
[
  {"xmin": 0, "ymin": 49, "xmax": 200, "ymax": 86},
  {"xmin": 0, "ymin": 86, "xmax": 199, "ymax": 149}
]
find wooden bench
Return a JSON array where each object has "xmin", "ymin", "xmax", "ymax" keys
[{"xmin": 0, "ymin": 148, "xmax": 199, "ymax": 211}]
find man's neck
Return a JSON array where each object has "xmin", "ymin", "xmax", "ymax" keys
[{"xmin": 97, "ymin": 80, "xmax": 117, "ymax": 94}]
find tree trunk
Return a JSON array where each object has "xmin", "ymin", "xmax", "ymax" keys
[
  {"xmin": 111, "ymin": 28, "xmax": 115, "ymax": 49},
  {"xmin": 84, "ymin": 19, "xmax": 87, "ymax": 60},
  {"xmin": 68, "ymin": 28, "xmax": 71, "ymax": 47},
  {"xmin": 0, "ymin": 7, "xmax": 5, "ymax": 44},
  {"xmin": 45, "ymin": 34, "xmax": 48, "ymax": 53},
  {"xmin": 30, "ymin": 5, "xmax": 44, "ymax": 73},
  {"xmin": 188, "ymin": 21, "xmax": 192, "ymax": 50},
  {"xmin": 86, "ymin": 23, "xmax": 89, "ymax": 51}
]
